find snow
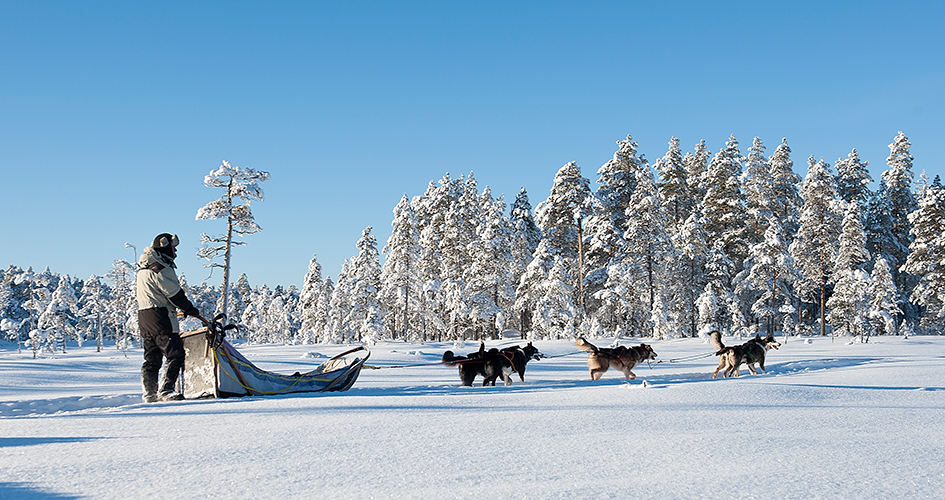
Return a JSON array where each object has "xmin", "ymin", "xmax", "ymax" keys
[{"xmin": 2, "ymin": 335, "xmax": 943, "ymax": 499}]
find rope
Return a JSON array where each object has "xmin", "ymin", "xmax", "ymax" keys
[
  {"xmin": 364, "ymin": 357, "xmax": 488, "ymax": 370},
  {"xmin": 655, "ymin": 351, "xmax": 715, "ymax": 364}
]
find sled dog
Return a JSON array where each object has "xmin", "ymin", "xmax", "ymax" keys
[
  {"xmin": 574, "ymin": 337, "xmax": 657, "ymax": 381},
  {"xmin": 498, "ymin": 342, "xmax": 543, "ymax": 384},
  {"xmin": 443, "ymin": 342, "xmax": 542, "ymax": 386},
  {"xmin": 709, "ymin": 331, "xmax": 780, "ymax": 378}
]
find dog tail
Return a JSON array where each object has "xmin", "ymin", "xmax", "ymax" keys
[
  {"xmin": 708, "ymin": 330, "xmax": 725, "ymax": 354},
  {"xmin": 575, "ymin": 337, "xmax": 598, "ymax": 354}
]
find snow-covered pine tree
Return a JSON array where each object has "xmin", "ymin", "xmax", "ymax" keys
[
  {"xmin": 741, "ymin": 137, "xmax": 775, "ymax": 246},
  {"xmin": 316, "ymin": 276, "xmax": 332, "ymax": 343},
  {"xmin": 77, "ymin": 275, "xmax": 109, "ymax": 352},
  {"xmin": 515, "ymin": 239, "xmax": 556, "ymax": 337},
  {"xmin": 40, "ymin": 274, "xmax": 78, "ymax": 352},
  {"xmin": 464, "ymin": 187, "xmax": 515, "ymax": 339},
  {"xmin": 623, "ymin": 160, "xmax": 674, "ymax": 337},
  {"xmin": 196, "ymin": 160, "xmax": 270, "ymax": 319},
  {"xmin": 655, "ymin": 136, "xmax": 694, "ymax": 233},
  {"xmin": 835, "ymin": 148, "xmax": 872, "ymax": 214},
  {"xmin": 265, "ymin": 293, "xmax": 291, "ymax": 344},
  {"xmin": 16, "ymin": 268, "xmax": 51, "ymax": 358},
  {"xmin": 790, "ymin": 157, "xmax": 842, "ymax": 336},
  {"xmin": 902, "ymin": 183, "xmax": 945, "ymax": 332},
  {"xmin": 684, "ymin": 140, "xmax": 712, "ymax": 206},
  {"xmin": 867, "ymin": 258, "xmax": 901, "ymax": 337},
  {"xmin": 591, "ymin": 259, "xmax": 633, "ymax": 337},
  {"xmin": 671, "ymin": 213, "xmax": 711, "ymax": 337},
  {"xmin": 532, "ymin": 255, "xmax": 578, "ymax": 339},
  {"xmin": 297, "ymin": 254, "xmax": 325, "ymax": 344},
  {"xmin": 346, "ymin": 227, "xmax": 382, "ymax": 343},
  {"xmin": 701, "ymin": 134, "xmax": 748, "ymax": 272},
  {"xmin": 595, "ymin": 135, "xmax": 646, "ymax": 236},
  {"xmin": 585, "ymin": 137, "xmax": 646, "ymax": 322},
  {"xmin": 881, "ymin": 131, "xmax": 919, "ymax": 319},
  {"xmin": 865, "ymin": 181, "xmax": 897, "ymax": 270},
  {"xmin": 767, "ymin": 138, "xmax": 802, "ymax": 247},
  {"xmin": 105, "ymin": 260, "xmax": 135, "ymax": 352},
  {"xmin": 825, "ymin": 203, "xmax": 871, "ymax": 338},
  {"xmin": 734, "ymin": 217, "xmax": 796, "ymax": 336},
  {"xmin": 380, "ymin": 195, "xmax": 422, "ymax": 340},
  {"xmin": 534, "ymin": 161, "xmax": 592, "ymax": 315},
  {"xmin": 509, "ymin": 188, "xmax": 542, "ymax": 332},
  {"xmin": 510, "ymin": 188, "xmax": 542, "ymax": 259}
]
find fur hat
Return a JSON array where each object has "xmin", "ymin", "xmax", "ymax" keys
[{"xmin": 152, "ymin": 233, "xmax": 179, "ymax": 257}]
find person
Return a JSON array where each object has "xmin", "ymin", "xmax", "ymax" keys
[{"xmin": 136, "ymin": 233, "xmax": 205, "ymax": 402}]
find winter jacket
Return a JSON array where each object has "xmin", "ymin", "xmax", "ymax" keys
[{"xmin": 137, "ymin": 245, "xmax": 199, "ymax": 335}]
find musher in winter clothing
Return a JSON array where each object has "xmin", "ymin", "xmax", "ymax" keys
[{"xmin": 137, "ymin": 233, "xmax": 206, "ymax": 402}]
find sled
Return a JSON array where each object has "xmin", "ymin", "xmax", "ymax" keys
[{"xmin": 180, "ymin": 327, "xmax": 370, "ymax": 399}]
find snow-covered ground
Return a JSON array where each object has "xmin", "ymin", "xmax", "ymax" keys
[{"xmin": 2, "ymin": 334, "xmax": 943, "ymax": 499}]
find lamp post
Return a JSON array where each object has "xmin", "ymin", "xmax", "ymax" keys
[{"xmin": 124, "ymin": 242, "xmax": 137, "ymax": 264}]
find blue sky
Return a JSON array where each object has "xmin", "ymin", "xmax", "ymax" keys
[{"xmin": 2, "ymin": 1, "xmax": 942, "ymax": 289}]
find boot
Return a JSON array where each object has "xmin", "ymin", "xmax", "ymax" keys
[{"xmin": 141, "ymin": 368, "xmax": 159, "ymax": 403}]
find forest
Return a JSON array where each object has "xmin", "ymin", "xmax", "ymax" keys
[{"xmin": 3, "ymin": 131, "xmax": 943, "ymax": 355}]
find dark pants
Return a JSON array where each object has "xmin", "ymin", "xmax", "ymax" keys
[{"xmin": 141, "ymin": 327, "xmax": 185, "ymax": 396}]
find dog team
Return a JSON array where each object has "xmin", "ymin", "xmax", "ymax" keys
[{"xmin": 441, "ymin": 331, "xmax": 780, "ymax": 386}]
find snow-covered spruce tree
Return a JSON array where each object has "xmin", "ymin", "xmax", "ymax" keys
[
  {"xmin": 767, "ymin": 138, "xmax": 802, "ymax": 247},
  {"xmin": 534, "ymin": 161, "xmax": 593, "ymax": 317},
  {"xmin": 835, "ymin": 148, "xmax": 872, "ymax": 215},
  {"xmin": 790, "ymin": 157, "xmax": 842, "ymax": 336},
  {"xmin": 464, "ymin": 187, "xmax": 515, "ymax": 339},
  {"xmin": 734, "ymin": 217, "xmax": 796, "ymax": 337},
  {"xmin": 316, "ymin": 277, "xmax": 333, "ymax": 343},
  {"xmin": 515, "ymin": 239, "xmax": 556, "ymax": 338},
  {"xmin": 510, "ymin": 188, "xmax": 542, "ymax": 261},
  {"xmin": 532, "ymin": 255, "xmax": 578, "ymax": 339},
  {"xmin": 701, "ymin": 134, "xmax": 748, "ymax": 273},
  {"xmin": 345, "ymin": 227, "xmax": 382, "ymax": 343},
  {"xmin": 413, "ymin": 174, "xmax": 463, "ymax": 340},
  {"xmin": 16, "ymin": 268, "xmax": 51, "ymax": 357},
  {"xmin": 296, "ymin": 254, "xmax": 325, "ymax": 344},
  {"xmin": 867, "ymin": 257, "xmax": 901, "ymax": 337},
  {"xmin": 902, "ymin": 183, "xmax": 945, "ymax": 332},
  {"xmin": 881, "ymin": 131, "xmax": 919, "ymax": 319},
  {"xmin": 105, "ymin": 260, "xmax": 136, "ymax": 351},
  {"xmin": 741, "ymin": 137, "xmax": 775, "ymax": 249},
  {"xmin": 623, "ymin": 160, "xmax": 674, "ymax": 337},
  {"xmin": 595, "ymin": 135, "xmax": 646, "ymax": 237},
  {"xmin": 671, "ymin": 213, "xmax": 711, "ymax": 337},
  {"xmin": 0, "ymin": 269, "xmax": 25, "ymax": 353},
  {"xmin": 656, "ymin": 136, "xmax": 695, "ymax": 233},
  {"xmin": 650, "ymin": 293, "xmax": 673, "ymax": 340},
  {"xmin": 196, "ymin": 160, "xmax": 270, "ymax": 321},
  {"xmin": 702, "ymin": 241, "xmax": 743, "ymax": 335},
  {"xmin": 592, "ymin": 259, "xmax": 633, "ymax": 337},
  {"xmin": 509, "ymin": 188, "xmax": 541, "ymax": 333},
  {"xmin": 585, "ymin": 136, "xmax": 647, "ymax": 321},
  {"xmin": 77, "ymin": 275, "xmax": 109, "ymax": 352},
  {"xmin": 865, "ymin": 181, "xmax": 897, "ymax": 271},
  {"xmin": 39, "ymin": 274, "xmax": 78, "ymax": 353},
  {"xmin": 380, "ymin": 195, "xmax": 423, "ymax": 340},
  {"xmin": 437, "ymin": 174, "xmax": 483, "ymax": 340},
  {"xmin": 825, "ymin": 202, "xmax": 871, "ymax": 338},
  {"xmin": 695, "ymin": 283, "xmax": 719, "ymax": 335},
  {"xmin": 684, "ymin": 139, "xmax": 712, "ymax": 207},
  {"xmin": 239, "ymin": 287, "xmax": 264, "ymax": 343}
]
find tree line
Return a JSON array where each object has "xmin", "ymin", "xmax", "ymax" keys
[{"xmin": 3, "ymin": 131, "xmax": 943, "ymax": 354}]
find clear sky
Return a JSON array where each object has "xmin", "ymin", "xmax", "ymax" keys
[{"xmin": 2, "ymin": 1, "xmax": 942, "ymax": 289}]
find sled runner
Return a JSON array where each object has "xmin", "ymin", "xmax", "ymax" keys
[{"xmin": 180, "ymin": 322, "xmax": 369, "ymax": 399}]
